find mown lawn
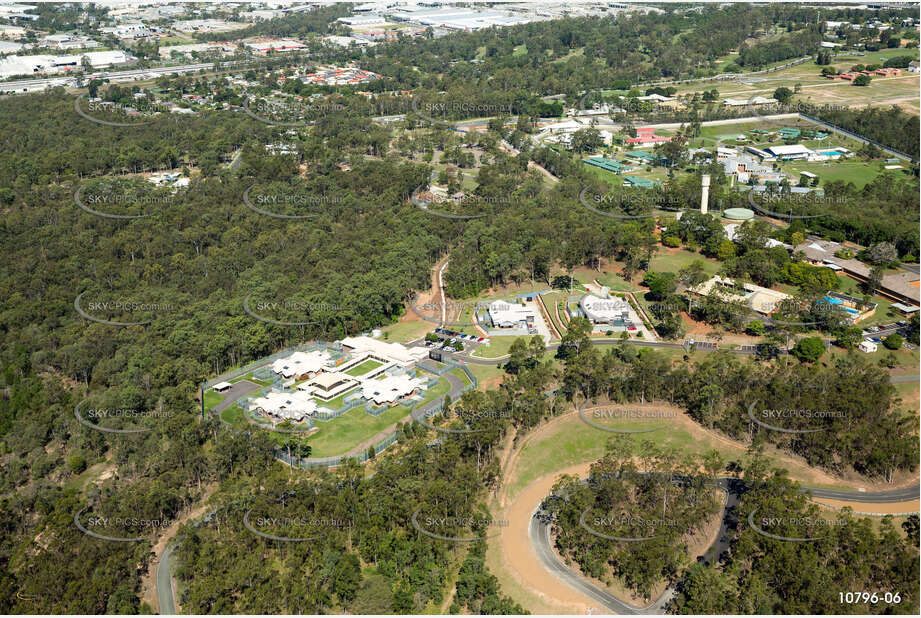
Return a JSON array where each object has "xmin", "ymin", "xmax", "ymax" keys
[
  {"xmin": 471, "ymin": 335, "xmax": 524, "ymax": 359},
  {"xmin": 306, "ymin": 405, "xmax": 409, "ymax": 458},
  {"xmin": 380, "ymin": 318, "xmax": 434, "ymax": 344},
  {"xmin": 648, "ymin": 248, "xmax": 721, "ymax": 275},
  {"xmin": 782, "ymin": 160, "xmax": 890, "ymax": 190},
  {"xmin": 203, "ymin": 390, "xmax": 225, "ymax": 411},
  {"xmin": 346, "ymin": 359, "xmax": 383, "ymax": 376}
]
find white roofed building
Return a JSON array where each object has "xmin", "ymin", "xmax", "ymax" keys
[
  {"xmin": 297, "ymin": 372, "xmax": 358, "ymax": 401},
  {"xmin": 487, "ymin": 300, "xmax": 535, "ymax": 329},
  {"xmin": 579, "ymin": 294, "xmax": 631, "ymax": 324},
  {"xmin": 251, "ymin": 391, "xmax": 318, "ymax": 422},
  {"xmin": 340, "ymin": 336, "xmax": 427, "ymax": 367},
  {"xmin": 0, "ymin": 50, "xmax": 136, "ymax": 78},
  {"xmin": 689, "ymin": 275, "xmax": 791, "ymax": 315},
  {"xmin": 765, "ymin": 145, "xmax": 813, "ymax": 161},
  {"xmin": 361, "ymin": 374, "xmax": 425, "ymax": 405},
  {"xmin": 271, "ymin": 350, "xmax": 333, "ymax": 379}
]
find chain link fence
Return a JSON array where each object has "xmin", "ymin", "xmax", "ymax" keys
[{"xmin": 207, "ymin": 341, "xmax": 480, "ymax": 469}]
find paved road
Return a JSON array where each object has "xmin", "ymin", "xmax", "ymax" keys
[
  {"xmin": 156, "ymin": 544, "xmax": 177, "ymax": 615},
  {"xmin": 530, "ymin": 478, "xmax": 919, "ymax": 614},
  {"xmin": 211, "ymin": 380, "xmax": 261, "ymax": 415},
  {"xmin": 1, "ymin": 62, "xmax": 215, "ymax": 94},
  {"xmin": 807, "ymin": 485, "xmax": 920, "ymax": 503},
  {"xmin": 454, "ymin": 338, "xmax": 742, "ymax": 366},
  {"xmin": 530, "ymin": 510, "xmax": 674, "ymax": 614}
]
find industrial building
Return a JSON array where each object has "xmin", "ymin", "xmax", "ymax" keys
[
  {"xmin": 0, "ymin": 50, "xmax": 136, "ymax": 78},
  {"xmin": 244, "ymin": 38, "xmax": 308, "ymax": 55}
]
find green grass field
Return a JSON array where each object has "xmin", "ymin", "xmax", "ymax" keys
[
  {"xmin": 203, "ymin": 390, "xmax": 225, "ymax": 411},
  {"xmin": 380, "ymin": 318, "xmax": 434, "ymax": 344},
  {"xmin": 465, "ymin": 362, "xmax": 508, "ymax": 386},
  {"xmin": 229, "ymin": 371, "xmax": 274, "ymax": 387},
  {"xmin": 220, "ymin": 404, "xmax": 245, "ymax": 427},
  {"xmin": 306, "ymin": 405, "xmax": 409, "ymax": 457},
  {"xmin": 540, "ymin": 291, "xmax": 569, "ymax": 335},
  {"xmin": 782, "ymin": 159, "xmax": 891, "ymax": 190},
  {"xmin": 471, "ymin": 335, "xmax": 524, "ymax": 359},
  {"xmin": 593, "ymin": 270, "xmax": 642, "ymax": 292},
  {"xmin": 508, "ymin": 404, "xmax": 865, "ymax": 499},
  {"xmin": 307, "ymin": 374, "xmax": 452, "ymax": 457},
  {"xmin": 450, "ymin": 367, "xmax": 473, "ymax": 387},
  {"xmin": 648, "ymin": 249, "xmax": 721, "ymax": 275},
  {"xmin": 311, "ymin": 388, "xmax": 359, "ymax": 411},
  {"xmin": 345, "ymin": 359, "xmax": 383, "ymax": 376}
]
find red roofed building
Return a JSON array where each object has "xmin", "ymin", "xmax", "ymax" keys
[{"xmin": 626, "ymin": 127, "xmax": 675, "ymax": 147}]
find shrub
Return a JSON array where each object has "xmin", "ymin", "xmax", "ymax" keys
[
  {"xmin": 791, "ymin": 336, "xmax": 825, "ymax": 362},
  {"xmin": 68, "ymin": 454, "xmax": 87, "ymax": 475},
  {"xmin": 662, "ymin": 235, "xmax": 681, "ymax": 248},
  {"xmin": 883, "ymin": 333, "xmax": 903, "ymax": 350}
]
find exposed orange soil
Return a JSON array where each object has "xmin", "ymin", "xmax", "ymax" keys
[
  {"xmin": 492, "ymin": 402, "xmax": 920, "ymax": 613},
  {"xmin": 813, "ymin": 498, "xmax": 920, "ymax": 515}
]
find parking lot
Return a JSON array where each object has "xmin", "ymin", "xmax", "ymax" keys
[{"xmin": 863, "ymin": 320, "xmax": 911, "ymax": 338}]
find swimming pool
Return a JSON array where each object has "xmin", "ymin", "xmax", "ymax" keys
[
  {"xmin": 823, "ymin": 296, "xmax": 858, "ymax": 314},
  {"xmin": 818, "ymin": 149, "xmax": 846, "ymax": 156}
]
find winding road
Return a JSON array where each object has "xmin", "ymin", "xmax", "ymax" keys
[
  {"xmin": 529, "ymin": 479, "xmax": 919, "ymax": 614},
  {"xmin": 156, "ymin": 544, "xmax": 177, "ymax": 614}
]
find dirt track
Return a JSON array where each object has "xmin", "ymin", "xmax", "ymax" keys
[
  {"xmin": 491, "ymin": 402, "xmax": 920, "ymax": 613},
  {"xmin": 496, "ymin": 460, "xmax": 599, "ymax": 614}
]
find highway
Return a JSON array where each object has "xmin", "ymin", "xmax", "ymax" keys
[
  {"xmin": 530, "ymin": 478, "xmax": 919, "ymax": 614},
  {"xmin": 1, "ymin": 62, "xmax": 216, "ymax": 94}
]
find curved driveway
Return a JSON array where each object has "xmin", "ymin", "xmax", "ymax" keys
[{"xmin": 530, "ymin": 480, "xmax": 919, "ymax": 614}]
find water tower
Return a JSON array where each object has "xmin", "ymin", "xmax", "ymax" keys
[{"xmin": 700, "ymin": 175, "xmax": 711, "ymax": 215}]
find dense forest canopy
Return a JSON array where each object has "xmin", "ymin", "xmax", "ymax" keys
[{"xmin": 0, "ymin": 4, "xmax": 918, "ymax": 614}]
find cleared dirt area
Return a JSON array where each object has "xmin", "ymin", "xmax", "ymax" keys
[
  {"xmin": 813, "ymin": 497, "xmax": 920, "ymax": 515},
  {"xmin": 488, "ymin": 401, "xmax": 920, "ymax": 613},
  {"xmin": 493, "ymin": 460, "xmax": 600, "ymax": 614}
]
